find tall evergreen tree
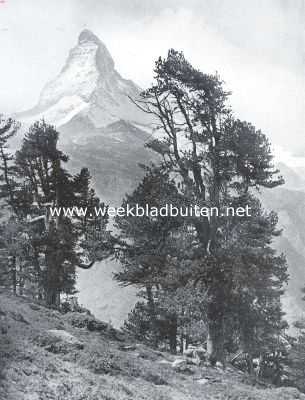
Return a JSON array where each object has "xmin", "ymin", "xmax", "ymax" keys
[
  {"xmin": 284, "ymin": 289, "xmax": 305, "ymax": 391},
  {"xmin": 116, "ymin": 168, "xmax": 288, "ymax": 361},
  {"xmin": 115, "ymin": 168, "xmax": 184, "ymax": 350},
  {"xmin": 131, "ymin": 49, "xmax": 285, "ymax": 362},
  {"xmin": 73, "ymin": 167, "xmax": 110, "ymax": 263},
  {"xmin": 14, "ymin": 121, "xmax": 109, "ymax": 306},
  {"xmin": 0, "ymin": 116, "xmax": 20, "ymax": 214},
  {"xmin": 0, "ymin": 117, "xmax": 31, "ymax": 294}
]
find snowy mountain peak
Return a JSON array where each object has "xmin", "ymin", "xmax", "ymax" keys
[
  {"xmin": 77, "ymin": 29, "xmax": 115, "ymax": 75},
  {"xmin": 17, "ymin": 30, "xmax": 148, "ymax": 129},
  {"xmin": 38, "ymin": 30, "xmax": 112, "ymax": 109},
  {"xmin": 78, "ymin": 29, "xmax": 101, "ymax": 45}
]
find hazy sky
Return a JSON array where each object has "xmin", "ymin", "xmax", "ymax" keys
[{"xmin": 0, "ymin": 0, "xmax": 304, "ymax": 154}]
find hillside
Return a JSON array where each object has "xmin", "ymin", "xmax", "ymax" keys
[
  {"xmin": 63, "ymin": 118, "xmax": 156, "ymax": 205},
  {"xmin": 0, "ymin": 290, "xmax": 304, "ymax": 400},
  {"xmin": 261, "ymin": 186, "xmax": 305, "ymax": 328}
]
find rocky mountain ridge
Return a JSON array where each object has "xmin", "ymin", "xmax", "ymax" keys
[{"xmin": 17, "ymin": 29, "xmax": 149, "ymax": 130}]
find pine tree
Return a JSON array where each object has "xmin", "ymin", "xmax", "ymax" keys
[
  {"xmin": 114, "ymin": 168, "xmax": 187, "ymax": 351},
  {"xmin": 73, "ymin": 167, "xmax": 110, "ymax": 263},
  {"xmin": 285, "ymin": 289, "xmax": 305, "ymax": 391},
  {"xmin": 219, "ymin": 195, "xmax": 288, "ymax": 373},
  {"xmin": 0, "ymin": 117, "xmax": 32, "ymax": 295},
  {"xmin": 0, "ymin": 116, "xmax": 20, "ymax": 214},
  {"xmin": 0, "ymin": 118, "xmax": 111, "ymax": 304},
  {"xmin": 115, "ymin": 162, "xmax": 288, "ymax": 360},
  {"xmin": 14, "ymin": 120, "xmax": 109, "ymax": 306},
  {"xmin": 132, "ymin": 49, "xmax": 285, "ymax": 362}
]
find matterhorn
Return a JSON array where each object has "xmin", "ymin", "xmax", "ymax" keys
[
  {"xmin": 17, "ymin": 29, "xmax": 154, "ymax": 205},
  {"xmin": 18, "ymin": 29, "xmax": 149, "ymax": 134}
]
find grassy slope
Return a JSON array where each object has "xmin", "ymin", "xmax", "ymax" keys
[{"xmin": 0, "ymin": 290, "xmax": 304, "ymax": 400}]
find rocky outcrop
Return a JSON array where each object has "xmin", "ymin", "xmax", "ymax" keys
[
  {"xmin": 34, "ymin": 329, "xmax": 84, "ymax": 353},
  {"xmin": 172, "ymin": 358, "xmax": 188, "ymax": 372}
]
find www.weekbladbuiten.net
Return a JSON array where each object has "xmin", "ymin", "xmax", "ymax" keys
[{"xmin": 48, "ymin": 204, "xmax": 252, "ymax": 218}]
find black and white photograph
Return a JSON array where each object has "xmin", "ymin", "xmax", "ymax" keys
[{"xmin": 0, "ymin": 1, "xmax": 304, "ymax": 399}]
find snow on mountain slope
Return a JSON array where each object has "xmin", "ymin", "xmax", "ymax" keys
[
  {"xmin": 17, "ymin": 29, "xmax": 149, "ymax": 130},
  {"xmin": 39, "ymin": 31, "xmax": 101, "ymax": 107},
  {"xmin": 20, "ymin": 95, "xmax": 89, "ymax": 127}
]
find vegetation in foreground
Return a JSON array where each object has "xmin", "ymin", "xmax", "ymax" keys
[{"xmin": 1, "ymin": 289, "xmax": 304, "ymax": 400}]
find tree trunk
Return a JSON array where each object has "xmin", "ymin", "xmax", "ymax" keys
[
  {"xmin": 206, "ymin": 316, "xmax": 224, "ymax": 365},
  {"xmin": 180, "ymin": 333, "xmax": 184, "ymax": 353},
  {"xmin": 44, "ymin": 157, "xmax": 62, "ymax": 309},
  {"xmin": 194, "ymin": 206, "xmax": 226, "ymax": 364},
  {"xmin": 45, "ymin": 240, "xmax": 60, "ymax": 308},
  {"xmin": 240, "ymin": 320, "xmax": 255, "ymax": 375},
  {"xmin": 45, "ymin": 288, "xmax": 60, "ymax": 307},
  {"xmin": 146, "ymin": 286, "xmax": 159, "ymax": 349},
  {"xmin": 169, "ymin": 316, "xmax": 177, "ymax": 354},
  {"xmin": 246, "ymin": 354, "xmax": 254, "ymax": 375},
  {"xmin": 185, "ymin": 335, "xmax": 189, "ymax": 350},
  {"xmin": 18, "ymin": 263, "xmax": 24, "ymax": 296},
  {"xmin": 11, "ymin": 256, "xmax": 17, "ymax": 295}
]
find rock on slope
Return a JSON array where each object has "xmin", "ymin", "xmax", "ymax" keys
[{"xmin": 0, "ymin": 290, "xmax": 304, "ymax": 400}]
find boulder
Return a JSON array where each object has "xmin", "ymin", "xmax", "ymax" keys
[
  {"xmin": 29, "ymin": 303, "xmax": 41, "ymax": 311},
  {"xmin": 66, "ymin": 312, "xmax": 108, "ymax": 331},
  {"xmin": 196, "ymin": 378, "xmax": 209, "ymax": 385},
  {"xmin": 193, "ymin": 347, "xmax": 206, "ymax": 361},
  {"xmin": 10, "ymin": 311, "xmax": 30, "ymax": 325},
  {"xmin": 119, "ymin": 344, "xmax": 136, "ymax": 351},
  {"xmin": 184, "ymin": 346, "xmax": 206, "ymax": 361},
  {"xmin": 216, "ymin": 361, "xmax": 224, "ymax": 369},
  {"xmin": 158, "ymin": 359, "xmax": 172, "ymax": 365},
  {"xmin": 184, "ymin": 348, "xmax": 194, "ymax": 357},
  {"xmin": 47, "ymin": 329, "xmax": 82, "ymax": 343},
  {"xmin": 35, "ymin": 329, "xmax": 84, "ymax": 354},
  {"xmin": 186, "ymin": 357, "xmax": 201, "ymax": 366},
  {"xmin": 172, "ymin": 358, "xmax": 188, "ymax": 372}
]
